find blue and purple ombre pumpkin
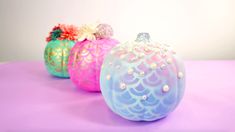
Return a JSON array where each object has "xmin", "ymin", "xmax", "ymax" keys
[{"xmin": 100, "ymin": 33, "xmax": 185, "ymax": 121}]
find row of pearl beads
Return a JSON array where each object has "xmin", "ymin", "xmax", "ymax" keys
[
  {"xmin": 116, "ymin": 84, "xmax": 171, "ymax": 101},
  {"xmin": 141, "ymin": 84, "xmax": 170, "ymax": 101},
  {"xmin": 106, "ymin": 62, "xmax": 183, "ymax": 80},
  {"xmin": 106, "ymin": 63, "xmax": 184, "ymax": 80}
]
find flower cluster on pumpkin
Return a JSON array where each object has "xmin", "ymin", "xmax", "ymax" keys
[
  {"xmin": 46, "ymin": 23, "xmax": 113, "ymax": 42},
  {"xmin": 46, "ymin": 24, "xmax": 79, "ymax": 42}
]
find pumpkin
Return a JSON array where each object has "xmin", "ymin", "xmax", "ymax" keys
[
  {"xmin": 44, "ymin": 24, "xmax": 78, "ymax": 78},
  {"xmin": 68, "ymin": 24, "xmax": 119, "ymax": 91},
  {"xmin": 100, "ymin": 33, "xmax": 185, "ymax": 121}
]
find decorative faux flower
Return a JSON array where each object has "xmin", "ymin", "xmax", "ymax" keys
[
  {"xmin": 59, "ymin": 24, "xmax": 79, "ymax": 41},
  {"xmin": 50, "ymin": 29, "xmax": 62, "ymax": 40},
  {"xmin": 77, "ymin": 24, "xmax": 97, "ymax": 41},
  {"xmin": 46, "ymin": 24, "xmax": 79, "ymax": 42},
  {"xmin": 46, "ymin": 23, "xmax": 114, "ymax": 43}
]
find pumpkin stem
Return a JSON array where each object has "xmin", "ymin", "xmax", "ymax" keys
[{"xmin": 135, "ymin": 32, "xmax": 150, "ymax": 43}]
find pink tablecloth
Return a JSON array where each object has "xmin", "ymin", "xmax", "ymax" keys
[{"xmin": 0, "ymin": 61, "xmax": 235, "ymax": 131}]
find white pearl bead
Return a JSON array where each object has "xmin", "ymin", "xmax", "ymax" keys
[
  {"xmin": 178, "ymin": 72, "xmax": 184, "ymax": 79},
  {"xmin": 128, "ymin": 68, "xmax": 134, "ymax": 74},
  {"xmin": 142, "ymin": 95, "xmax": 148, "ymax": 100},
  {"xmin": 110, "ymin": 50, "xmax": 114, "ymax": 54},
  {"xmin": 139, "ymin": 71, "xmax": 145, "ymax": 76},
  {"xmin": 162, "ymin": 85, "xmax": 170, "ymax": 92},
  {"xmin": 160, "ymin": 64, "xmax": 166, "ymax": 70},
  {"xmin": 150, "ymin": 63, "xmax": 157, "ymax": 69},
  {"xmin": 120, "ymin": 54, "xmax": 125, "ymax": 59},
  {"xmin": 106, "ymin": 74, "xmax": 111, "ymax": 80},
  {"xmin": 164, "ymin": 48, "xmax": 168, "ymax": 52},
  {"xmin": 120, "ymin": 82, "xmax": 126, "ymax": 90},
  {"xmin": 144, "ymin": 47, "xmax": 149, "ymax": 52},
  {"xmin": 166, "ymin": 58, "xmax": 172, "ymax": 64},
  {"xmin": 138, "ymin": 53, "xmax": 145, "ymax": 58}
]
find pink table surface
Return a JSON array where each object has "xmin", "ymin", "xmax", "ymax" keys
[{"xmin": 0, "ymin": 61, "xmax": 235, "ymax": 132}]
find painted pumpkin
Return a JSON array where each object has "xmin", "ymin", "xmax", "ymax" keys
[
  {"xmin": 68, "ymin": 24, "xmax": 119, "ymax": 91},
  {"xmin": 100, "ymin": 33, "xmax": 185, "ymax": 121},
  {"xmin": 44, "ymin": 24, "xmax": 78, "ymax": 78}
]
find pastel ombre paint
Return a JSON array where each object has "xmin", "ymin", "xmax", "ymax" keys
[{"xmin": 100, "ymin": 33, "xmax": 185, "ymax": 121}]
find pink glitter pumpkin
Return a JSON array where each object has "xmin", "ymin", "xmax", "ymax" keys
[{"xmin": 68, "ymin": 24, "xmax": 118, "ymax": 91}]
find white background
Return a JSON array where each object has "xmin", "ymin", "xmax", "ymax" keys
[{"xmin": 0, "ymin": 0, "xmax": 235, "ymax": 61}]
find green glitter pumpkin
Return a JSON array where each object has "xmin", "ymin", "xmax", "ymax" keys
[{"xmin": 44, "ymin": 40, "xmax": 75, "ymax": 78}]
